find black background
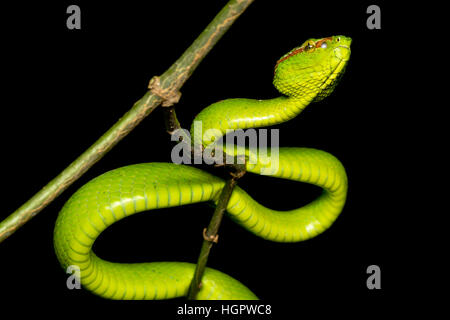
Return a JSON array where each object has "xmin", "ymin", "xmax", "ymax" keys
[{"xmin": 0, "ymin": 0, "xmax": 410, "ymax": 317}]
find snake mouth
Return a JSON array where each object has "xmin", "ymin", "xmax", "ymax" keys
[
  {"xmin": 312, "ymin": 47, "xmax": 350, "ymax": 101},
  {"xmin": 334, "ymin": 45, "xmax": 351, "ymax": 62}
]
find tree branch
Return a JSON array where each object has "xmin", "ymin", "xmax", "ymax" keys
[
  {"xmin": 162, "ymin": 95, "xmax": 248, "ymax": 299},
  {"xmin": 187, "ymin": 165, "xmax": 246, "ymax": 300},
  {"xmin": 163, "ymin": 106, "xmax": 182, "ymax": 134},
  {"xmin": 0, "ymin": 0, "xmax": 255, "ymax": 243}
]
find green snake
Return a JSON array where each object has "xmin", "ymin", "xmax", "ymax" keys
[{"xmin": 54, "ymin": 35, "xmax": 351, "ymax": 300}]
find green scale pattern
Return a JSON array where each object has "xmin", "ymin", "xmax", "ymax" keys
[{"xmin": 54, "ymin": 35, "xmax": 352, "ymax": 299}]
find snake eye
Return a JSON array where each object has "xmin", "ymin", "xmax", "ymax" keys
[{"xmin": 304, "ymin": 41, "xmax": 315, "ymax": 52}]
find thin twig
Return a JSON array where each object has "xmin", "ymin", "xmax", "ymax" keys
[
  {"xmin": 161, "ymin": 93, "xmax": 247, "ymax": 299},
  {"xmin": 0, "ymin": 0, "xmax": 255, "ymax": 243},
  {"xmin": 160, "ymin": 72, "xmax": 247, "ymax": 300},
  {"xmin": 163, "ymin": 106, "xmax": 182, "ymax": 134},
  {"xmin": 187, "ymin": 165, "xmax": 246, "ymax": 300}
]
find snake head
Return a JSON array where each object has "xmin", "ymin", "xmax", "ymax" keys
[{"xmin": 273, "ymin": 35, "xmax": 351, "ymax": 101}]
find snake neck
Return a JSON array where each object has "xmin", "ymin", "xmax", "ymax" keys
[{"xmin": 191, "ymin": 95, "xmax": 314, "ymax": 148}]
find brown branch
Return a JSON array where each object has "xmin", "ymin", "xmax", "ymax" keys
[
  {"xmin": 0, "ymin": 0, "xmax": 256, "ymax": 243},
  {"xmin": 161, "ymin": 104, "xmax": 248, "ymax": 299},
  {"xmin": 187, "ymin": 164, "xmax": 246, "ymax": 300},
  {"xmin": 163, "ymin": 106, "xmax": 182, "ymax": 135}
]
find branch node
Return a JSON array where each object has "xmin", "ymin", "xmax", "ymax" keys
[
  {"xmin": 149, "ymin": 76, "xmax": 182, "ymax": 107},
  {"xmin": 230, "ymin": 164, "xmax": 246, "ymax": 179},
  {"xmin": 203, "ymin": 228, "xmax": 219, "ymax": 243}
]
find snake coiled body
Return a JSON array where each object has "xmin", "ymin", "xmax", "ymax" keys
[{"xmin": 54, "ymin": 36, "xmax": 352, "ymax": 300}]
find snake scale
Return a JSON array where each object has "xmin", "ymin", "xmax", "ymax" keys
[{"xmin": 54, "ymin": 35, "xmax": 352, "ymax": 300}]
